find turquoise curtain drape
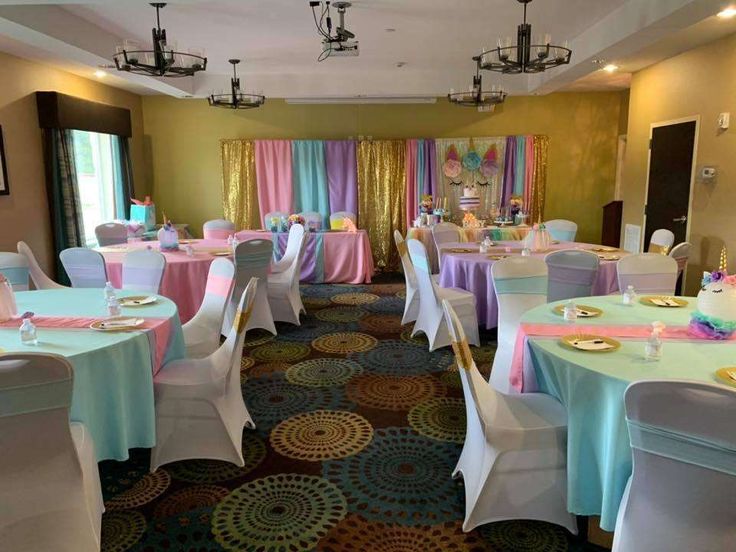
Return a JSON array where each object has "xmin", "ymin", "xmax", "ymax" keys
[
  {"xmin": 513, "ymin": 136, "xmax": 526, "ymax": 197},
  {"xmin": 291, "ymin": 140, "xmax": 330, "ymax": 227},
  {"xmin": 112, "ymin": 135, "xmax": 135, "ymax": 220}
]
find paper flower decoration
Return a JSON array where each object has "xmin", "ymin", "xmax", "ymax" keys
[
  {"xmin": 462, "ymin": 151, "xmax": 481, "ymax": 172},
  {"xmin": 443, "ymin": 145, "xmax": 462, "ymax": 179},
  {"xmin": 480, "ymin": 145, "xmax": 499, "ymax": 178}
]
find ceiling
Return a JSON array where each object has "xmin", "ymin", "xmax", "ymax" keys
[{"xmin": 0, "ymin": 0, "xmax": 734, "ymax": 99}]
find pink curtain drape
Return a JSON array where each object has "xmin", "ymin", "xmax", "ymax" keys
[
  {"xmin": 255, "ymin": 140, "xmax": 293, "ymax": 226},
  {"xmin": 523, "ymin": 135, "xmax": 535, "ymax": 209},
  {"xmin": 405, "ymin": 139, "xmax": 418, "ymax": 226}
]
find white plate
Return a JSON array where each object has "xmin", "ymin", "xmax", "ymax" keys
[
  {"xmin": 119, "ymin": 296, "xmax": 157, "ymax": 307},
  {"xmin": 90, "ymin": 317, "xmax": 145, "ymax": 331}
]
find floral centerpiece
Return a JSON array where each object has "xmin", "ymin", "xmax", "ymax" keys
[
  {"xmin": 689, "ymin": 252, "xmax": 736, "ymax": 340},
  {"xmin": 509, "ymin": 195, "xmax": 524, "ymax": 219},
  {"xmin": 420, "ymin": 194, "xmax": 434, "ymax": 214},
  {"xmin": 287, "ymin": 214, "xmax": 306, "ymax": 229}
]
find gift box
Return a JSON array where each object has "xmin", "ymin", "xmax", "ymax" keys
[{"xmin": 130, "ymin": 204, "xmax": 156, "ymax": 231}]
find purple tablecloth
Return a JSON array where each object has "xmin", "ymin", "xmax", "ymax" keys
[{"xmin": 438, "ymin": 241, "xmax": 622, "ymax": 329}]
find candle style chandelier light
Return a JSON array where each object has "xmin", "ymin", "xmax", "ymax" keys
[
  {"xmin": 113, "ymin": 3, "xmax": 207, "ymax": 78},
  {"xmin": 448, "ymin": 57, "xmax": 506, "ymax": 112},
  {"xmin": 208, "ymin": 59, "xmax": 266, "ymax": 109},
  {"xmin": 478, "ymin": 0, "xmax": 571, "ymax": 74}
]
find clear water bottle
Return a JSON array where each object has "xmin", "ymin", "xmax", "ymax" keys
[
  {"xmin": 185, "ymin": 244, "xmax": 194, "ymax": 257},
  {"xmin": 107, "ymin": 296, "xmax": 122, "ymax": 317},
  {"xmin": 104, "ymin": 281, "xmax": 116, "ymax": 302},
  {"xmin": 521, "ymin": 247, "xmax": 531, "ymax": 257},
  {"xmin": 645, "ymin": 322, "xmax": 665, "ymax": 361},
  {"xmin": 563, "ymin": 300, "xmax": 578, "ymax": 322},
  {"xmin": 622, "ymin": 284, "xmax": 637, "ymax": 306},
  {"xmin": 19, "ymin": 317, "xmax": 38, "ymax": 346}
]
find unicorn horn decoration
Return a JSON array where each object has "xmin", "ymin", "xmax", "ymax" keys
[{"xmin": 719, "ymin": 246, "xmax": 728, "ymax": 272}]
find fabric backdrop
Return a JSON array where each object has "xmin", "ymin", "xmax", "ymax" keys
[
  {"xmin": 255, "ymin": 140, "xmax": 293, "ymax": 224},
  {"xmin": 221, "ymin": 139, "xmax": 260, "ymax": 230},
  {"xmin": 325, "ymin": 140, "xmax": 358, "ymax": 216},
  {"xmin": 292, "ymin": 140, "xmax": 330, "ymax": 226}
]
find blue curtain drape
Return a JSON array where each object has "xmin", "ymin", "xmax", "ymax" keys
[
  {"xmin": 112, "ymin": 135, "xmax": 135, "ymax": 220},
  {"xmin": 291, "ymin": 140, "xmax": 330, "ymax": 226},
  {"xmin": 513, "ymin": 136, "xmax": 526, "ymax": 197}
]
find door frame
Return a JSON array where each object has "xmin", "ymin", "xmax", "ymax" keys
[{"xmin": 641, "ymin": 115, "xmax": 699, "ymax": 255}]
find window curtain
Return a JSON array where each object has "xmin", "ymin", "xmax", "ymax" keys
[
  {"xmin": 42, "ymin": 128, "xmax": 85, "ymax": 285},
  {"xmin": 292, "ymin": 140, "xmax": 330, "ymax": 226},
  {"xmin": 325, "ymin": 140, "xmax": 358, "ymax": 215},
  {"xmin": 357, "ymin": 140, "xmax": 406, "ymax": 270},
  {"xmin": 111, "ymin": 135, "xmax": 134, "ymax": 220},
  {"xmin": 255, "ymin": 140, "xmax": 293, "ymax": 223},
  {"xmin": 221, "ymin": 139, "xmax": 260, "ymax": 229}
]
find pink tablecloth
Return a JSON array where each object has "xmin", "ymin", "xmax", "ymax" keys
[{"xmin": 438, "ymin": 241, "xmax": 622, "ymax": 329}]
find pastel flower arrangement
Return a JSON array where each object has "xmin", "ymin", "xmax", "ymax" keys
[
  {"xmin": 287, "ymin": 214, "xmax": 306, "ymax": 228},
  {"xmin": 509, "ymin": 195, "xmax": 523, "ymax": 218},
  {"xmin": 701, "ymin": 270, "xmax": 736, "ymax": 287},
  {"xmin": 419, "ymin": 195, "xmax": 434, "ymax": 214}
]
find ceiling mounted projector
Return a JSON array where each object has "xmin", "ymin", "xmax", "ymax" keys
[{"xmin": 310, "ymin": 1, "xmax": 359, "ymax": 61}]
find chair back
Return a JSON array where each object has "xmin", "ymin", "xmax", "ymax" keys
[
  {"xmin": 299, "ymin": 211, "xmax": 323, "ymax": 231},
  {"xmin": 229, "ymin": 239, "xmax": 272, "ymax": 326},
  {"xmin": 193, "ymin": 257, "xmax": 235, "ymax": 331},
  {"xmin": 492, "ymin": 257, "xmax": 548, "ymax": 345},
  {"xmin": 0, "ymin": 252, "xmax": 30, "ymax": 291},
  {"xmin": 669, "ymin": 242, "xmax": 691, "ymax": 274},
  {"xmin": 17, "ymin": 242, "xmax": 64, "ymax": 290},
  {"xmin": 264, "ymin": 211, "xmax": 289, "ymax": 230},
  {"xmin": 431, "ymin": 222, "xmax": 462, "ymax": 266},
  {"xmin": 545, "ymin": 249, "xmax": 599, "ymax": 302},
  {"xmin": 60, "ymin": 248, "xmax": 108, "ymax": 288},
  {"xmin": 394, "ymin": 230, "xmax": 417, "ymax": 288},
  {"xmin": 330, "ymin": 211, "xmax": 356, "ymax": 230},
  {"xmin": 617, "ymin": 253, "xmax": 678, "ymax": 295},
  {"xmin": 203, "ymin": 219, "xmax": 235, "ymax": 240},
  {"xmin": 408, "ymin": 239, "xmax": 441, "ymax": 312},
  {"xmin": 544, "ymin": 219, "xmax": 578, "ymax": 242},
  {"xmin": 648, "ymin": 228, "xmax": 675, "ymax": 254},
  {"xmin": 122, "ymin": 249, "xmax": 166, "ymax": 294},
  {"xmin": 94, "ymin": 223, "xmax": 127, "ymax": 247},
  {"xmin": 278, "ymin": 223, "xmax": 306, "ymax": 270}
]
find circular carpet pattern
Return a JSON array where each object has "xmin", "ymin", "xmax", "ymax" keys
[
  {"xmin": 248, "ymin": 361, "xmax": 291, "ymax": 377},
  {"xmin": 301, "ymin": 285, "xmax": 364, "ymax": 298},
  {"xmin": 270, "ymin": 410, "xmax": 374, "ymax": 461},
  {"xmin": 364, "ymin": 296, "xmax": 407, "ymax": 314},
  {"xmin": 100, "ymin": 510, "xmax": 146, "ymax": 552},
  {"xmin": 243, "ymin": 329, "xmax": 276, "ymax": 348},
  {"xmin": 400, "ymin": 328, "xmax": 428, "ymax": 346},
  {"xmin": 323, "ymin": 427, "xmax": 462, "ymax": 525},
  {"xmin": 331, "ymin": 292, "xmax": 380, "ymax": 305},
  {"xmin": 240, "ymin": 356, "xmax": 255, "ymax": 371},
  {"xmin": 153, "ymin": 485, "xmax": 230, "ymax": 518},
  {"xmin": 438, "ymin": 369, "xmax": 463, "ymax": 389},
  {"xmin": 303, "ymin": 296, "xmax": 332, "ymax": 309},
  {"xmin": 286, "ymin": 358, "xmax": 363, "ymax": 387},
  {"xmin": 212, "ymin": 474, "xmax": 347, "ymax": 552},
  {"xmin": 346, "ymin": 374, "xmax": 446, "ymax": 411},
  {"xmin": 408, "ymin": 398, "xmax": 467, "ymax": 443},
  {"xmin": 277, "ymin": 318, "xmax": 342, "ymax": 342},
  {"xmin": 395, "ymin": 289, "xmax": 407, "ymax": 299},
  {"xmin": 143, "ymin": 508, "xmax": 220, "ymax": 551},
  {"xmin": 105, "ymin": 469, "xmax": 171, "ymax": 510},
  {"xmin": 315, "ymin": 306, "xmax": 368, "ymax": 323},
  {"xmin": 168, "ymin": 436, "xmax": 267, "ymax": 484},
  {"xmin": 480, "ymin": 520, "xmax": 570, "ymax": 552},
  {"xmin": 313, "ymin": 332, "xmax": 378, "ymax": 354},
  {"xmin": 471, "ymin": 344, "xmax": 497, "ymax": 365},
  {"xmin": 251, "ymin": 341, "xmax": 311, "ymax": 362},
  {"xmin": 349, "ymin": 340, "xmax": 454, "ymax": 375},
  {"xmin": 359, "ymin": 313, "xmax": 405, "ymax": 334}
]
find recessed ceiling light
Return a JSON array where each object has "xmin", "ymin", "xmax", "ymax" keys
[
  {"xmin": 602, "ymin": 64, "xmax": 619, "ymax": 73},
  {"xmin": 717, "ymin": 7, "xmax": 736, "ymax": 18},
  {"xmin": 94, "ymin": 70, "xmax": 107, "ymax": 78},
  {"xmin": 385, "ymin": 28, "xmax": 396, "ymax": 32}
]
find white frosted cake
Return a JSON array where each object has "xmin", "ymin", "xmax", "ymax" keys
[{"xmin": 459, "ymin": 184, "xmax": 480, "ymax": 211}]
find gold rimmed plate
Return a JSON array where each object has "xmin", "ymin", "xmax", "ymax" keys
[
  {"xmin": 552, "ymin": 304, "xmax": 603, "ymax": 318},
  {"xmin": 119, "ymin": 295, "xmax": 157, "ymax": 308},
  {"xmin": 640, "ymin": 296, "xmax": 688, "ymax": 308},
  {"xmin": 597, "ymin": 254, "xmax": 620, "ymax": 261},
  {"xmin": 447, "ymin": 247, "xmax": 476, "ymax": 254},
  {"xmin": 715, "ymin": 367, "xmax": 736, "ymax": 388},
  {"xmin": 178, "ymin": 239, "xmax": 196, "ymax": 244},
  {"xmin": 210, "ymin": 250, "xmax": 232, "ymax": 257},
  {"xmin": 487, "ymin": 254, "xmax": 509, "ymax": 261},
  {"xmin": 591, "ymin": 246, "xmax": 618, "ymax": 253},
  {"xmin": 90, "ymin": 317, "xmax": 144, "ymax": 332},
  {"xmin": 560, "ymin": 334, "xmax": 620, "ymax": 353}
]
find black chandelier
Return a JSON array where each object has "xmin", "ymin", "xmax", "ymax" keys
[
  {"xmin": 478, "ymin": 0, "xmax": 571, "ymax": 74},
  {"xmin": 448, "ymin": 57, "xmax": 506, "ymax": 111},
  {"xmin": 208, "ymin": 59, "xmax": 265, "ymax": 110},
  {"xmin": 113, "ymin": 3, "xmax": 206, "ymax": 78}
]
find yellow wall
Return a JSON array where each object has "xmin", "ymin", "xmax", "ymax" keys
[
  {"xmin": 622, "ymin": 32, "xmax": 736, "ymax": 294},
  {"xmin": 0, "ymin": 52, "xmax": 146, "ymax": 273},
  {"xmin": 143, "ymin": 91, "xmax": 627, "ymax": 243}
]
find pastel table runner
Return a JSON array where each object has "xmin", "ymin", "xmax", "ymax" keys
[
  {"xmin": 0, "ymin": 289, "xmax": 185, "ymax": 461},
  {"xmin": 515, "ymin": 295, "xmax": 735, "ymax": 531}
]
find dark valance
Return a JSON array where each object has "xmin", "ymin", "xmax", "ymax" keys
[{"xmin": 36, "ymin": 91, "xmax": 132, "ymax": 137}]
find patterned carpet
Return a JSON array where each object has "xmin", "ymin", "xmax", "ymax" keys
[{"xmin": 98, "ymin": 281, "xmax": 590, "ymax": 552}]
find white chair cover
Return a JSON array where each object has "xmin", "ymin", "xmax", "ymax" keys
[
  {"xmin": 407, "ymin": 238, "xmax": 479, "ymax": 351},
  {"xmin": 612, "ymin": 380, "xmax": 736, "ymax": 552},
  {"xmin": 17, "ymin": 241, "xmax": 65, "ymax": 290},
  {"xmin": 299, "ymin": 211, "xmax": 323, "ymax": 230},
  {"xmin": 271, "ymin": 223, "xmax": 306, "ymax": 274},
  {"xmin": 617, "ymin": 253, "xmax": 678, "ymax": 295},
  {"xmin": 0, "ymin": 353, "xmax": 103, "ymax": 552},
  {"xmin": 226, "ymin": 239, "xmax": 276, "ymax": 335},
  {"xmin": 268, "ymin": 225, "xmax": 308, "ymax": 325},
  {"xmin": 151, "ymin": 279, "xmax": 259, "ymax": 471},
  {"xmin": 648, "ymin": 228, "xmax": 675, "ymax": 253},
  {"xmin": 669, "ymin": 241, "xmax": 691, "ymax": 276},
  {"xmin": 330, "ymin": 211, "xmax": 356, "ymax": 229},
  {"xmin": 59, "ymin": 248, "xmax": 108, "ymax": 289},
  {"xmin": 203, "ymin": 219, "xmax": 236, "ymax": 240},
  {"xmin": 122, "ymin": 249, "xmax": 166, "ymax": 294},
  {"xmin": 491, "ymin": 257, "xmax": 548, "ymax": 394},
  {"xmin": 264, "ymin": 211, "xmax": 289, "ymax": 230},
  {"xmin": 0, "ymin": 252, "xmax": 30, "ymax": 291},
  {"xmin": 544, "ymin": 249, "xmax": 599, "ymax": 302},
  {"xmin": 441, "ymin": 301, "xmax": 576, "ymax": 534},
  {"xmin": 395, "ymin": 230, "xmax": 420, "ymax": 325},
  {"xmin": 431, "ymin": 222, "xmax": 462, "ymax": 271},
  {"xmin": 182, "ymin": 258, "xmax": 235, "ymax": 358},
  {"xmin": 544, "ymin": 219, "xmax": 578, "ymax": 242},
  {"xmin": 94, "ymin": 222, "xmax": 127, "ymax": 247}
]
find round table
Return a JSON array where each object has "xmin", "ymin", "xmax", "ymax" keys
[
  {"xmin": 439, "ymin": 241, "xmax": 622, "ymax": 329},
  {"xmin": 518, "ymin": 295, "xmax": 734, "ymax": 531},
  {"xmin": 0, "ymin": 289, "xmax": 185, "ymax": 461}
]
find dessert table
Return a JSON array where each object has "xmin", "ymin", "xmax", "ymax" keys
[
  {"xmin": 0, "ymin": 289, "xmax": 185, "ymax": 461},
  {"xmin": 439, "ymin": 241, "xmax": 623, "ymax": 328},
  {"xmin": 512, "ymin": 295, "xmax": 734, "ymax": 531}
]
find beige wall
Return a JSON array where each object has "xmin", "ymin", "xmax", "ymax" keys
[
  {"xmin": 622, "ymin": 31, "xmax": 736, "ymax": 294},
  {"xmin": 0, "ymin": 52, "xmax": 146, "ymax": 273},
  {"xmin": 143, "ymin": 91, "xmax": 626, "ymax": 243}
]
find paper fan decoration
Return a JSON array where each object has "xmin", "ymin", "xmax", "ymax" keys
[
  {"xmin": 462, "ymin": 139, "xmax": 482, "ymax": 172},
  {"xmin": 480, "ymin": 144, "xmax": 499, "ymax": 178},
  {"xmin": 443, "ymin": 144, "xmax": 462, "ymax": 179}
]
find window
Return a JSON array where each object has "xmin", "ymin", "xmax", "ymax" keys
[{"xmin": 72, "ymin": 130, "xmax": 117, "ymax": 246}]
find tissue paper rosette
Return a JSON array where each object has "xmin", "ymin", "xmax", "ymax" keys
[
  {"xmin": 443, "ymin": 145, "xmax": 462, "ymax": 179},
  {"xmin": 287, "ymin": 214, "xmax": 306, "ymax": 229},
  {"xmin": 480, "ymin": 144, "xmax": 499, "ymax": 179},
  {"xmin": 688, "ymin": 271, "xmax": 736, "ymax": 340}
]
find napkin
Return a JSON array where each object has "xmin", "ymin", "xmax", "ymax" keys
[{"xmin": 572, "ymin": 339, "xmax": 614, "ymax": 351}]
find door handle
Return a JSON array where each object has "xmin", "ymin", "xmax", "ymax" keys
[{"xmin": 672, "ymin": 216, "xmax": 687, "ymax": 223}]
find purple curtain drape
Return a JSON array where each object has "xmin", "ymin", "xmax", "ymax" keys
[
  {"xmin": 421, "ymin": 138, "xmax": 437, "ymax": 197},
  {"xmin": 325, "ymin": 140, "xmax": 358, "ymax": 214},
  {"xmin": 501, "ymin": 136, "xmax": 517, "ymax": 205}
]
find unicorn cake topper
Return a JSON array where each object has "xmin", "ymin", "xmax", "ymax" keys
[{"xmin": 689, "ymin": 246, "xmax": 736, "ymax": 340}]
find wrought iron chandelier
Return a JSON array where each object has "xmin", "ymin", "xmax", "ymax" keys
[
  {"xmin": 478, "ymin": 0, "xmax": 571, "ymax": 74},
  {"xmin": 208, "ymin": 59, "xmax": 265, "ymax": 110},
  {"xmin": 113, "ymin": 3, "xmax": 206, "ymax": 78},
  {"xmin": 448, "ymin": 57, "xmax": 506, "ymax": 111}
]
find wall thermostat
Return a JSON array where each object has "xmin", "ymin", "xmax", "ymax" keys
[{"xmin": 701, "ymin": 166, "xmax": 717, "ymax": 181}]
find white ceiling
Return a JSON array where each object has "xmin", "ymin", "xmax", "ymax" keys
[{"xmin": 0, "ymin": 0, "xmax": 734, "ymax": 99}]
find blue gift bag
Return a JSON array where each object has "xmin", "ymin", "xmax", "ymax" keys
[{"xmin": 130, "ymin": 204, "xmax": 156, "ymax": 231}]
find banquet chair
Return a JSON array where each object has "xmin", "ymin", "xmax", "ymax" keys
[
  {"xmin": 617, "ymin": 254, "xmax": 678, "ymax": 295},
  {"xmin": 330, "ymin": 211, "xmax": 356, "ymax": 230},
  {"xmin": 182, "ymin": 258, "xmax": 235, "ymax": 358},
  {"xmin": 263, "ymin": 211, "xmax": 289, "ymax": 230},
  {"xmin": 94, "ymin": 222, "xmax": 127, "ymax": 246},
  {"xmin": 544, "ymin": 219, "xmax": 578, "ymax": 242},
  {"xmin": 431, "ymin": 222, "xmax": 462, "ymax": 269},
  {"xmin": 299, "ymin": 211, "xmax": 323, "ymax": 230},
  {"xmin": 0, "ymin": 353, "xmax": 104, "ymax": 552},
  {"xmin": 272, "ymin": 223, "xmax": 306, "ymax": 274},
  {"xmin": 491, "ymin": 257, "xmax": 548, "ymax": 394},
  {"xmin": 407, "ymin": 238, "xmax": 479, "ymax": 351},
  {"xmin": 17, "ymin": 241, "xmax": 65, "ymax": 290},
  {"xmin": 612, "ymin": 380, "xmax": 736, "ymax": 552},
  {"xmin": 544, "ymin": 249, "xmax": 599, "ymax": 302},
  {"xmin": 122, "ymin": 249, "xmax": 166, "ymax": 294},
  {"xmin": 442, "ymin": 301, "xmax": 576, "ymax": 534},
  {"xmin": 268, "ymin": 225, "xmax": 308, "ymax": 325},
  {"xmin": 648, "ymin": 228, "xmax": 675, "ymax": 254},
  {"xmin": 151, "ymin": 279, "xmax": 258, "ymax": 471},
  {"xmin": 203, "ymin": 219, "xmax": 235, "ymax": 240},
  {"xmin": 59, "ymin": 248, "xmax": 108, "ymax": 288},
  {"xmin": 0, "ymin": 252, "xmax": 30, "ymax": 291},
  {"xmin": 225, "ymin": 239, "xmax": 276, "ymax": 335},
  {"xmin": 395, "ymin": 230, "xmax": 441, "ymax": 325},
  {"xmin": 669, "ymin": 241, "xmax": 691, "ymax": 295}
]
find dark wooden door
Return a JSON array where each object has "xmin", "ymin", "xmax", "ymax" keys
[{"xmin": 644, "ymin": 121, "xmax": 696, "ymax": 247}]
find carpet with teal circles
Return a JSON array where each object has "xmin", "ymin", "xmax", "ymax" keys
[{"xmin": 98, "ymin": 280, "xmax": 589, "ymax": 552}]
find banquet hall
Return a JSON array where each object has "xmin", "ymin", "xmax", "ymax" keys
[{"xmin": 1, "ymin": 1, "xmax": 735, "ymax": 551}]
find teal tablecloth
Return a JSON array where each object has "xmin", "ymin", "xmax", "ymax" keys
[
  {"xmin": 0, "ymin": 289, "xmax": 185, "ymax": 461},
  {"xmin": 521, "ymin": 295, "xmax": 734, "ymax": 531}
]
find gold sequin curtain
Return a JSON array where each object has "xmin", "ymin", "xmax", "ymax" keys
[
  {"xmin": 531, "ymin": 135, "xmax": 549, "ymax": 224},
  {"xmin": 357, "ymin": 140, "xmax": 406, "ymax": 271},
  {"xmin": 220, "ymin": 139, "xmax": 260, "ymax": 229}
]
